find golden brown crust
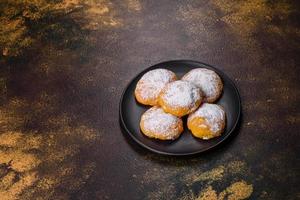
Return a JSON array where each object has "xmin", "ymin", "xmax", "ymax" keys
[
  {"xmin": 187, "ymin": 103, "xmax": 226, "ymax": 140},
  {"xmin": 140, "ymin": 107, "xmax": 183, "ymax": 140},
  {"xmin": 158, "ymin": 80, "xmax": 202, "ymax": 117},
  {"xmin": 158, "ymin": 97, "xmax": 201, "ymax": 117},
  {"xmin": 135, "ymin": 89, "xmax": 157, "ymax": 106}
]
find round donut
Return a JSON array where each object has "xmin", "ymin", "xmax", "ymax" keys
[
  {"xmin": 135, "ymin": 69, "xmax": 177, "ymax": 106},
  {"xmin": 158, "ymin": 80, "xmax": 202, "ymax": 117},
  {"xmin": 140, "ymin": 107, "xmax": 183, "ymax": 140},
  {"xmin": 187, "ymin": 103, "xmax": 226, "ymax": 140},
  {"xmin": 182, "ymin": 68, "xmax": 223, "ymax": 103}
]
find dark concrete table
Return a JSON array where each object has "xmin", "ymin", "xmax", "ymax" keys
[{"xmin": 0, "ymin": 1, "xmax": 299, "ymax": 199}]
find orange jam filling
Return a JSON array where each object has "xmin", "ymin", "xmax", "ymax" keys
[{"xmin": 188, "ymin": 117, "xmax": 214, "ymax": 139}]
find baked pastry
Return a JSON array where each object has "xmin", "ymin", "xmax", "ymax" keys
[
  {"xmin": 187, "ymin": 103, "xmax": 226, "ymax": 140},
  {"xmin": 158, "ymin": 80, "xmax": 202, "ymax": 117},
  {"xmin": 182, "ymin": 68, "xmax": 223, "ymax": 103},
  {"xmin": 140, "ymin": 107, "xmax": 183, "ymax": 140},
  {"xmin": 135, "ymin": 69, "xmax": 177, "ymax": 106}
]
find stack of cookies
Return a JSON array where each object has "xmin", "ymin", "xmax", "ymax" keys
[{"xmin": 135, "ymin": 68, "xmax": 226, "ymax": 141}]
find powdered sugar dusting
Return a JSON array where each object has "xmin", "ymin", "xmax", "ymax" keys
[
  {"xmin": 141, "ymin": 107, "xmax": 182, "ymax": 139},
  {"xmin": 161, "ymin": 80, "xmax": 201, "ymax": 108},
  {"xmin": 182, "ymin": 68, "xmax": 222, "ymax": 102},
  {"xmin": 188, "ymin": 103, "xmax": 225, "ymax": 133},
  {"xmin": 136, "ymin": 69, "xmax": 176, "ymax": 100}
]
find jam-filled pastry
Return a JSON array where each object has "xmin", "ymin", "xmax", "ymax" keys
[
  {"xmin": 135, "ymin": 69, "xmax": 177, "ymax": 106},
  {"xmin": 140, "ymin": 107, "xmax": 183, "ymax": 140},
  {"xmin": 158, "ymin": 80, "xmax": 202, "ymax": 117},
  {"xmin": 182, "ymin": 68, "xmax": 223, "ymax": 103},
  {"xmin": 187, "ymin": 103, "xmax": 226, "ymax": 140}
]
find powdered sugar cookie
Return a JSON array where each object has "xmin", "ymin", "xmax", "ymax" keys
[
  {"xmin": 135, "ymin": 69, "xmax": 177, "ymax": 106},
  {"xmin": 187, "ymin": 103, "xmax": 226, "ymax": 140},
  {"xmin": 182, "ymin": 68, "xmax": 223, "ymax": 103},
  {"xmin": 140, "ymin": 107, "xmax": 183, "ymax": 140},
  {"xmin": 158, "ymin": 80, "xmax": 202, "ymax": 117}
]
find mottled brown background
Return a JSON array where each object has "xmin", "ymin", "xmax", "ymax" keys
[{"xmin": 0, "ymin": 0, "xmax": 299, "ymax": 199}]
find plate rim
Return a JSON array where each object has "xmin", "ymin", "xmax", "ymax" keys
[{"xmin": 119, "ymin": 59, "xmax": 241, "ymax": 156}]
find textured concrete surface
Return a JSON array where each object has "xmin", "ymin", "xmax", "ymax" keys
[{"xmin": 0, "ymin": 0, "xmax": 299, "ymax": 199}]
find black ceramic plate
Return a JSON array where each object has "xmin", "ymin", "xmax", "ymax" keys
[{"xmin": 119, "ymin": 60, "xmax": 241, "ymax": 156}]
